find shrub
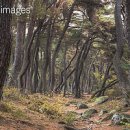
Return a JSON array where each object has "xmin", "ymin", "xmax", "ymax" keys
[
  {"xmin": 62, "ymin": 111, "xmax": 76, "ymax": 125},
  {"xmin": 40, "ymin": 101, "xmax": 63, "ymax": 119},
  {"xmin": 106, "ymin": 88, "xmax": 122, "ymax": 98},
  {"xmin": 28, "ymin": 97, "xmax": 64, "ymax": 119},
  {"xmin": 12, "ymin": 109, "xmax": 29, "ymax": 119},
  {"xmin": 0, "ymin": 102, "xmax": 13, "ymax": 113},
  {"xmin": 28, "ymin": 99, "xmax": 44, "ymax": 112},
  {"xmin": 98, "ymin": 100, "xmax": 122, "ymax": 111},
  {"xmin": 3, "ymin": 87, "xmax": 24, "ymax": 101}
]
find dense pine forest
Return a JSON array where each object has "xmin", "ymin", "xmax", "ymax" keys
[{"xmin": 0, "ymin": 0, "xmax": 130, "ymax": 130}]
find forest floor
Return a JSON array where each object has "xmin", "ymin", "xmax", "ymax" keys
[{"xmin": 0, "ymin": 88, "xmax": 129, "ymax": 130}]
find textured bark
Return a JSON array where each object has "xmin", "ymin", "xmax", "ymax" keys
[
  {"xmin": 9, "ymin": 20, "xmax": 25, "ymax": 86},
  {"xmin": 96, "ymin": 62, "xmax": 113, "ymax": 97},
  {"xmin": 40, "ymin": 18, "xmax": 53, "ymax": 93},
  {"xmin": 0, "ymin": 0, "xmax": 13, "ymax": 99},
  {"xmin": 74, "ymin": 36, "xmax": 93, "ymax": 98},
  {"xmin": 18, "ymin": 20, "xmax": 43, "ymax": 91},
  {"xmin": 50, "ymin": 1, "xmax": 76, "ymax": 91},
  {"xmin": 114, "ymin": 0, "xmax": 130, "ymax": 99},
  {"xmin": 126, "ymin": 0, "xmax": 130, "ymax": 49},
  {"xmin": 8, "ymin": 0, "xmax": 28, "ymax": 87},
  {"xmin": 55, "ymin": 40, "xmax": 80, "ymax": 92},
  {"xmin": 63, "ymin": 42, "xmax": 67, "ymax": 96},
  {"xmin": 24, "ymin": 8, "xmax": 36, "ymax": 91},
  {"xmin": 32, "ymin": 35, "xmax": 40, "ymax": 93},
  {"xmin": 91, "ymin": 79, "xmax": 119, "ymax": 98}
]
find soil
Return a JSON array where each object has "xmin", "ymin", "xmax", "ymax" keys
[{"xmin": 0, "ymin": 95, "xmax": 128, "ymax": 130}]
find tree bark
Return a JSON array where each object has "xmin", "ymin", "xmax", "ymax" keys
[
  {"xmin": 74, "ymin": 36, "xmax": 93, "ymax": 98},
  {"xmin": 114, "ymin": 0, "xmax": 130, "ymax": 100},
  {"xmin": 50, "ymin": 1, "xmax": 76, "ymax": 91},
  {"xmin": 0, "ymin": 0, "xmax": 13, "ymax": 99},
  {"xmin": 18, "ymin": 20, "xmax": 44, "ymax": 91},
  {"xmin": 126, "ymin": 0, "xmax": 130, "ymax": 49}
]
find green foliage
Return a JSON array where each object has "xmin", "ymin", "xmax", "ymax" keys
[
  {"xmin": 3, "ymin": 88, "xmax": 24, "ymax": 101},
  {"xmin": 106, "ymin": 88, "xmax": 122, "ymax": 98},
  {"xmin": 62, "ymin": 111, "xmax": 76, "ymax": 125},
  {"xmin": 121, "ymin": 62, "xmax": 130, "ymax": 70},
  {"xmin": 0, "ymin": 102, "xmax": 13, "ymax": 113},
  {"xmin": 28, "ymin": 98, "xmax": 45, "ymax": 112},
  {"xmin": 33, "ymin": 0, "xmax": 46, "ymax": 18},
  {"xmin": 0, "ymin": 101, "xmax": 28, "ymax": 120},
  {"xmin": 28, "ymin": 95, "xmax": 64, "ymax": 119},
  {"xmin": 40, "ymin": 101, "xmax": 63, "ymax": 119},
  {"xmin": 94, "ymin": 96, "xmax": 109, "ymax": 104},
  {"xmin": 12, "ymin": 109, "xmax": 28, "ymax": 119},
  {"xmin": 82, "ymin": 109, "xmax": 97, "ymax": 119},
  {"xmin": 98, "ymin": 100, "xmax": 122, "ymax": 111}
]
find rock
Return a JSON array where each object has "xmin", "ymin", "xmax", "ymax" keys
[
  {"xmin": 101, "ymin": 110, "xmax": 117, "ymax": 122},
  {"xmin": 77, "ymin": 103, "xmax": 88, "ymax": 109},
  {"xmin": 64, "ymin": 125, "xmax": 79, "ymax": 130},
  {"xmin": 109, "ymin": 110, "xmax": 117, "ymax": 114},
  {"xmin": 39, "ymin": 108, "xmax": 43, "ymax": 113},
  {"xmin": 111, "ymin": 113, "xmax": 130, "ymax": 125},
  {"xmin": 99, "ymin": 109, "xmax": 108, "ymax": 116},
  {"xmin": 64, "ymin": 125, "xmax": 91, "ymax": 130},
  {"xmin": 121, "ymin": 114, "xmax": 130, "ymax": 123},
  {"xmin": 122, "ymin": 99, "xmax": 130, "ymax": 107},
  {"xmin": 82, "ymin": 109, "xmax": 97, "ymax": 119},
  {"xmin": 58, "ymin": 121, "xmax": 66, "ymax": 124},
  {"xmin": 65, "ymin": 103, "xmax": 70, "ymax": 106},
  {"xmin": 111, "ymin": 113, "xmax": 122, "ymax": 125},
  {"xmin": 94, "ymin": 96, "xmax": 109, "ymax": 104}
]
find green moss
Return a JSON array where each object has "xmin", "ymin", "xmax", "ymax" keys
[
  {"xmin": 62, "ymin": 111, "xmax": 77, "ymax": 125},
  {"xmin": 12, "ymin": 109, "xmax": 29, "ymax": 120},
  {"xmin": 94, "ymin": 96, "xmax": 109, "ymax": 104},
  {"xmin": 98, "ymin": 100, "xmax": 122, "ymax": 111},
  {"xmin": 3, "ymin": 88, "xmax": 25, "ymax": 101},
  {"xmin": 82, "ymin": 109, "xmax": 97, "ymax": 119},
  {"xmin": 0, "ymin": 102, "xmax": 13, "ymax": 113}
]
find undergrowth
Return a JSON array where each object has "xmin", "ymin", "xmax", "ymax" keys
[
  {"xmin": 3, "ymin": 87, "xmax": 25, "ymax": 101},
  {"xmin": 62, "ymin": 111, "xmax": 77, "ymax": 125},
  {"xmin": 0, "ymin": 101, "xmax": 28, "ymax": 120}
]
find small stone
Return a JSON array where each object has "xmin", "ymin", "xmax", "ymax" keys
[
  {"xmin": 77, "ymin": 103, "xmax": 88, "ymax": 109},
  {"xmin": 111, "ymin": 113, "xmax": 121, "ymax": 125},
  {"xmin": 39, "ymin": 108, "xmax": 43, "ymax": 113},
  {"xmin": 101, "ymin": 110, "xmax": 117, "ymax": 122},
  {"xmin": 65, "ymin": 103, "xmax": 70, "ymax": 106},
  {"xmin": 99, "ymin": 109, "xmax": 108, "ymax": 116},
  {"xmin": 82, "ymin": 109, "xmax": 97, "ymax": 119},
  {"xmin": 94, "ymin": 96, "xmax": 109, "ymax": 104}
]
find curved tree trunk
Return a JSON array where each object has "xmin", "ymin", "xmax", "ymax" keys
[
  {"xmin": 39, "ymin": 18, "xmax": 53, "ymax": 93},
  {"xmin": 50, "ymin": 1, "xmax": 76, "ymax": 91},
  {"xmin": 18, "ymin": 20, "xmax": 43, "ymax": 92},
  {"xmin": 114, "ymin": 0, "xmax": 130, "ymax": 100},
  {"xmin": 0, "ymin": 0, "xmax": 13, "ymax": 99},
  {"xmin": 74, "ymin": 36, "xmax": 93, "ymax": 98},
  {"xmin": 126, "ymin": 0, "xmax": 130, "ymax": 48},
  {"xmin": 8, "ymin": 0, "xmax": 28, "ymax": 87}
]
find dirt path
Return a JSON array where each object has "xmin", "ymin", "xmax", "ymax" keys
[
  {"xmin": 0, "ymin": 111, "xmax": 64, "ymax": 130},
  {"xmin": 0, "ymin": 95, "xmax": 128, "ymax": 130},
  {"xmin": 65, "ymin": 104, "xmax": 126, "ymax": 130},
  {"xmin": 0, "ymin": 101, "xmax": 64, "ymax": 130}
]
